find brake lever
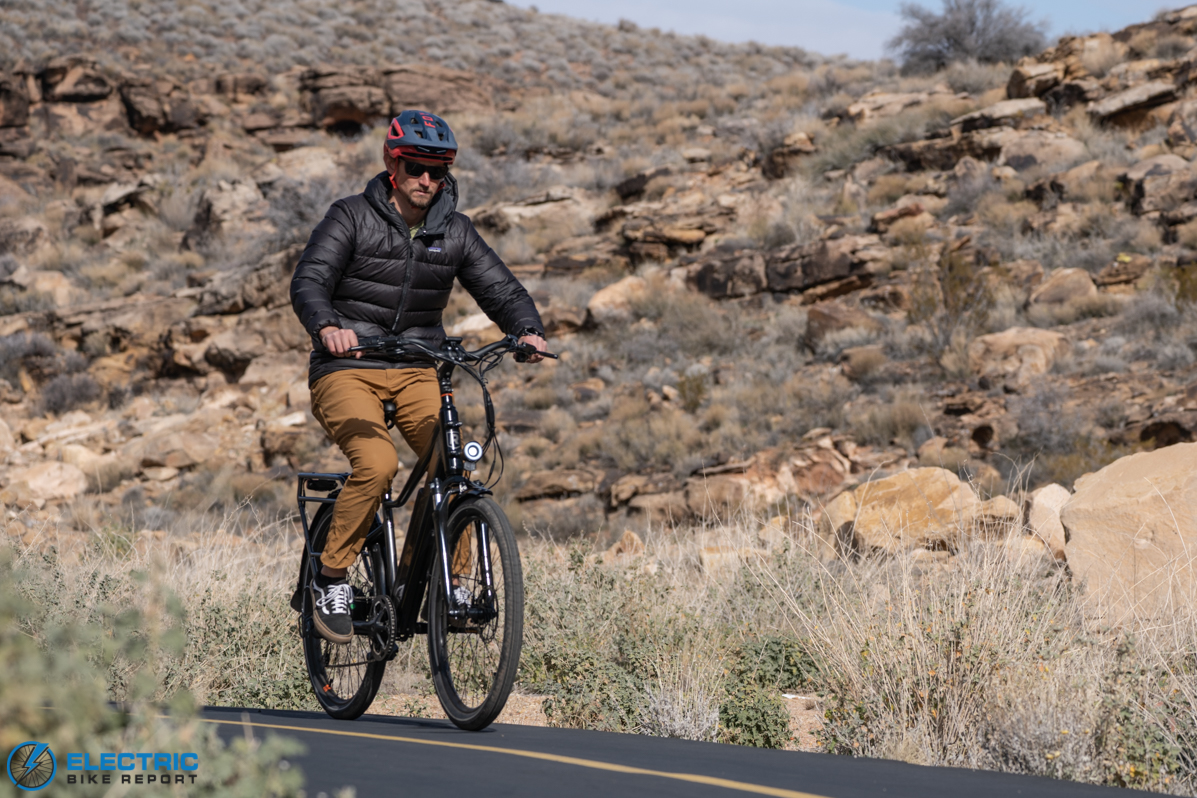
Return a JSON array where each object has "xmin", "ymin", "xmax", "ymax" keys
[{"xmin": 513, "ymin": 346, "xmax": 559, "ymax": 363}]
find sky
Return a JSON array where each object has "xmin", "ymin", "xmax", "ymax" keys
[{"xmin": 506, "ymin": 0, "xmax": 1169, "ymax": 60}]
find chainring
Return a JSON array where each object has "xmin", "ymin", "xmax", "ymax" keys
[{"xmin": 366, "ymin": 594, "xmax": 398, "ymax": 662}]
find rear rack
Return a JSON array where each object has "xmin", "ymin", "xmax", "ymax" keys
[{"xmin": 297, "ymin": 472, "xmax": 349, "ymax": 545}]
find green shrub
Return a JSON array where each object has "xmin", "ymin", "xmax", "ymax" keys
[
  {"xmin": 719, "ymin": 683, "xmax": 791, "ymax": 748},
  {"xmin": 0, "ymin": 547, "xmax": 306, "ymax": 797}
]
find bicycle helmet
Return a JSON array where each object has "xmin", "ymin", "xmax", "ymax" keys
[{"xmin": 385, "ymin": 110, "xmax": 457, "ymax": 165}]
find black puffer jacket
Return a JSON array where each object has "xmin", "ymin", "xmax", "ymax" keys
[{"xmin": 291, "ymin": 171, "xmax": 543, "ymax": 386}]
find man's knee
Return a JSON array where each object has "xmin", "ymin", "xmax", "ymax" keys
[{"xmin": 347, "ymin": 446, "xmax": 398, "ymax": 492}]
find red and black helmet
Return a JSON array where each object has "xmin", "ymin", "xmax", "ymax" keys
[{"xmin": 386, "ymin": 110, "xmax": 457, "ymax": 165}]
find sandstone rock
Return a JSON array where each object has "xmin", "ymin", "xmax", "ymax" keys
[
  {"xmin": 1095, "ymin": 253, "xmax": 1153, "ymax": 286},
  {"xmin": 1121, "ymin": 154, "xmax": 1197, "ymax": 214},
  {"xmin": 381, "ymin": 64, "xmax": 498, "ymax": 116},
  {"xmin": 42, "ymin": 96, "xmax": 127, "ymax": 137},
  {"xmin": 0, "ymin": 417, "xmax": 13, "ymax": 458},
  {"xmin": 195, "ymin": 245, "xmax": 302, "ymax": 315},
  {"xmin": 1028, "ymin": 267, "xmax": 1097, "ymax": 305},
  {"xmin": 215, "ymin": 73, "xmax": 268, "ymax": 100},
  {"xmin": 0, "ymin": 73, "xmax": 30, "ymax": 127},
  {"xmin": 1167, "ymin": 99, "xmax": 1197, "ymax": 146},
  {"xmin": 1007, "ymin": 61, "xmax": 1065, "ymax": 99},
  {"xmin": 1088, "ymin": 81, "xmax": 1178, "ymax": 122},
  {"xmin": 846, "ymin": 90, "xmax": 950, "ymax": 124},
  {"xmin": 41, "ymin": 57, "xmax": 112, "ymax": 102},
  {"xmin": 951, "ymin": 98, "xmax": 1046, "ymax": 131},
  {"xmin": 5, "ymin": 461, "xmax": 89, "ymax": 501},
  {"xmin": 627, "ymin": 490, "xmax": 689, "ymax": 523},
  {"xmin": 121, "ymin": 79, "xmax": 205, "ymax": 135},
  {"xmin": 916, "ymin": 436, "xmax": 970, "ymax": 470},
  {"xmin": 1026, "ymin": 483, "xmax": 1070, "ymax": 562},
  {"xmin": 128, "ymin": 430, "xmax": 218, "ymax": 470},
  {"xmin": 189, "ymin": 179, "xmax": 274, "ymax": 244},
  {"xmin": 0, "ymin": 216, "xmax": 47, "ymax": 256},
  {"xmin": 60, "ymin": 443, "xmax": 134, "ymax": 492},
  {"xmin": 1061, "ymin": 443, "xmax": 1197, "ymax": 621},
  {"xmin": 585, "ymin": 276, "xmax": 647, "ymax": 326},
  {"xmin": 818, "ymin": 467, "xmax": 984, "ymax": 554},
  {"xmin": 765, "ymin": 235, "xmax": 886, "ymax": 294},
  {"xmin": 762, "ymin": 131, "xmax": 816, "ymax": 179},
  {"xmin": 805, "ymin": 302, "xmax": 883, "ymax": 345},
  {"xmin": 691, "ymin": 249, "xmax": 766, "ymax": 298},
  {"xmin": 967, "ymin": 327, "xmax": 1070, "ymax": 390},
  {"xmin": 515, "ymin": 469, "xmax": 601, "ymax": 501},
  {"xmin": 614, "ymin": 166, "xmax": 671, "ymax": 200},
  {"xmin": 999, "ymin": 131, "xmax": 1086, "ymax": 172}
]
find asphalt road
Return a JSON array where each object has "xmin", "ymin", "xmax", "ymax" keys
[{"xmin": 201, "ymin": 706, "xmax": 1154, "ymax": 798}]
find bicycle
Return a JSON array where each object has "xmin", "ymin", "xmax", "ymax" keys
[{"xmin": 289, "ymin": 334, "xmax": 555, "ymax": 729}]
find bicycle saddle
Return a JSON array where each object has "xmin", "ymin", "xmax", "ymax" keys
[{"xmin": 382, "ymin": 400, "xmax": 398, "ymax": 429}]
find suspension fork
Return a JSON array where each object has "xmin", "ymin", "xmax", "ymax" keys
[{"xmin": 431, "ymin": 478, "xmax": 460, "ymax": 617}]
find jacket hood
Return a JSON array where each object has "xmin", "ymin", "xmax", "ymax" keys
[{"xmin": 363, "ymin": 170, "xmax": 459, "ymax": 237}]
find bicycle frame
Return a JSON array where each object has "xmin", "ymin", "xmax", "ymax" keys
[{"xmin": 295, "ymin": 353, "xmax": 495, "ymax": 652}]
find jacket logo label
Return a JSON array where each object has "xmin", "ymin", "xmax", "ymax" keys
[{"xmin": 428, "ymin": 247, "xmax": 442, "ymax": 252}]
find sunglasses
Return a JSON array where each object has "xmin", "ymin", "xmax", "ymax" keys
[{"xmin": 400, "ymin": 160, "xmax": 450, "ymax": 181}]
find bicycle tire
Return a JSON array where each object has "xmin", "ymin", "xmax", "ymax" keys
[
  {"xmin": 427, "ymin": 496, "xmax": 524, "ymax": 730},
  {"xmin": 300, "ymin": 502, "xmax": 387, "ymax": 720}
]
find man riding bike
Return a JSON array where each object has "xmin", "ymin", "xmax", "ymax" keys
[{"xmin": 290, "ymin": 110, "xmax": 546, "ymax": 644}]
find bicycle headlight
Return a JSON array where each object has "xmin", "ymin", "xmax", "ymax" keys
[{"xmin": 463, "ymin": 441, "xmax": 484, "ymax": 462}]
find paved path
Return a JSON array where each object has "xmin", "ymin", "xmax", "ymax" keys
[{"xmin": 201, "ymin": 706, "xmax": 1152, "ymax": 798}]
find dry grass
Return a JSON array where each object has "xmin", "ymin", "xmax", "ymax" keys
[{"xmin": 7, "ymin": 486, "xmax": 1197, "ymax": 790}]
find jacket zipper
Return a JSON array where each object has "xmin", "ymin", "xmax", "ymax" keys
[{"xmin": 389, "ymin": 232, "xmax": 415, "ymax": 334}]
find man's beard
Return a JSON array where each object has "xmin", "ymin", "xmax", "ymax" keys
[{"xmin": 407, "ymin": 191, "xmax": 433, "ymax": 210}]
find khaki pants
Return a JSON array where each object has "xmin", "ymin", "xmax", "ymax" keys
[{"xmin": 311, "ymin": 368, "xmax": 440, "ymax": 570}]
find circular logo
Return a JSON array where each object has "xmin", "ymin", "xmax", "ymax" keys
[{"xmin": 6, "ymin": 742, "xmax": 56, "ymax": 791}]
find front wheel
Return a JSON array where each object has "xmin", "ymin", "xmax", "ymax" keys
[{"xmin": 427, "ymin": 496, "xmax": 524, "ymax": 730}]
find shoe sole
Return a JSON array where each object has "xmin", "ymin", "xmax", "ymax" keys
[{"xmin": 309, "ymin": 588, "xmax": 354, "ymax": 645}]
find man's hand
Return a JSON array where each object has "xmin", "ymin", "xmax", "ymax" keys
[
  {"xmin": 518, "ymin": 333, "xmax": 548, "ymax": 364},
  {"xmin": 320, "ymin": 326, "xmax": 362, "ymax": 358}
]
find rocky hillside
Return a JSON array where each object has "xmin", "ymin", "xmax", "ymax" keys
[{"xmin": 2, "ymin": 2, "xmax": 1197, "ymax": 586}]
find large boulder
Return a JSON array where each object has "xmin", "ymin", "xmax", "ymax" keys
[
  {"xmin": 818, "ymin": 467, "xmax": 1015, "ymax": 554},
  {"xmin": 999, "ymin": 131, "xmax": 1086, "ymax": 172},
  {"xmin": 951, "ymin": 98, "xmax": 1046, "ymax": 132},
  {"xmin": 1025, "ymin": 483, "xmax": 1070, "ymax": 562},
  {"xmin": 382, "ymin": 64, "xmax": 498, "ymax": 116},
  {"xmin": 300, "ymin": 66, "xmax": 387, "ymax": 129},
  {"xmin": 40, "ymin": 57, "xmax": 112, "ymax": 102},
  {"xmin": 120, "ymin": 79, "xmax": 205, "ymax": 135},
  {"xmin": 1028, "ymin": 267, "xmax": 1097, "ymax": 306},
  {"xmin": 1088, "ymin": 81, "xmax": 1178, "ymax": 123},
  {"xmin": 1007, "ymin": 61, "xmax": 1065, "ymax": 99},
  {"xmin": 585, "ymin": 276, "xmax": 647, "ymax": 326},
  {"xmin": 967, "ymin": 327, "xmax": 1070, "ymax": 390},
  {"xmin": 1061, "ymin": 443, "xmax": 1197, "ymax": 621},
  {"xmin": 0, "ymin": 73, "xmax": 30, "ymax": 127},
  {"xmin": 3, "ymin": 462, "xmax": 89, "ymax": 502},
  {"xmin": 1121, "ymin": 154, "xmax": 1197, "ymax": 215},
  {"xmin": 515, "ymin": 469, "xmax": 602, "ymax": 501}
]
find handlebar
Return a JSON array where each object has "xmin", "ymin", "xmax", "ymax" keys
[{"xmin": 347, "ymin": 334, "xmax": 557, "ymax": 364}]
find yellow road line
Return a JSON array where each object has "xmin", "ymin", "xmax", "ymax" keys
[{"xmin": 197, "ymin": 716, "xmax": 831, "ymax": 798}]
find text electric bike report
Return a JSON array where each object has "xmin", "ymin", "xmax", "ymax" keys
[{"xmin": 292, "ymin": 335, "xmax": 555, "ymax": 729}]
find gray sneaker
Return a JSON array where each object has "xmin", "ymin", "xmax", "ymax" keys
[{"xmin": 311, "ymin": 581, "xmax": 354, "ymax": 644}]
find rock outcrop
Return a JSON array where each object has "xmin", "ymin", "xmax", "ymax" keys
[{"xmin": 1062, "ymin": 443, "xmax": 1197, "ymax": 621}]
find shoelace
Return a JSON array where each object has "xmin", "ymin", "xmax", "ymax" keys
[{"xmin": 317, "ymin": 582, "xmax": 353, "ymax": 615}]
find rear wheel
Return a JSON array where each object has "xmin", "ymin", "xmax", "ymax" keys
[
  {"xmin": 300, "ymin": 503, "xmax": 387, "ymax": 720},
  {"xmin": 427, "ymin": 496, "xmax": 524, "ymax": 730}
]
